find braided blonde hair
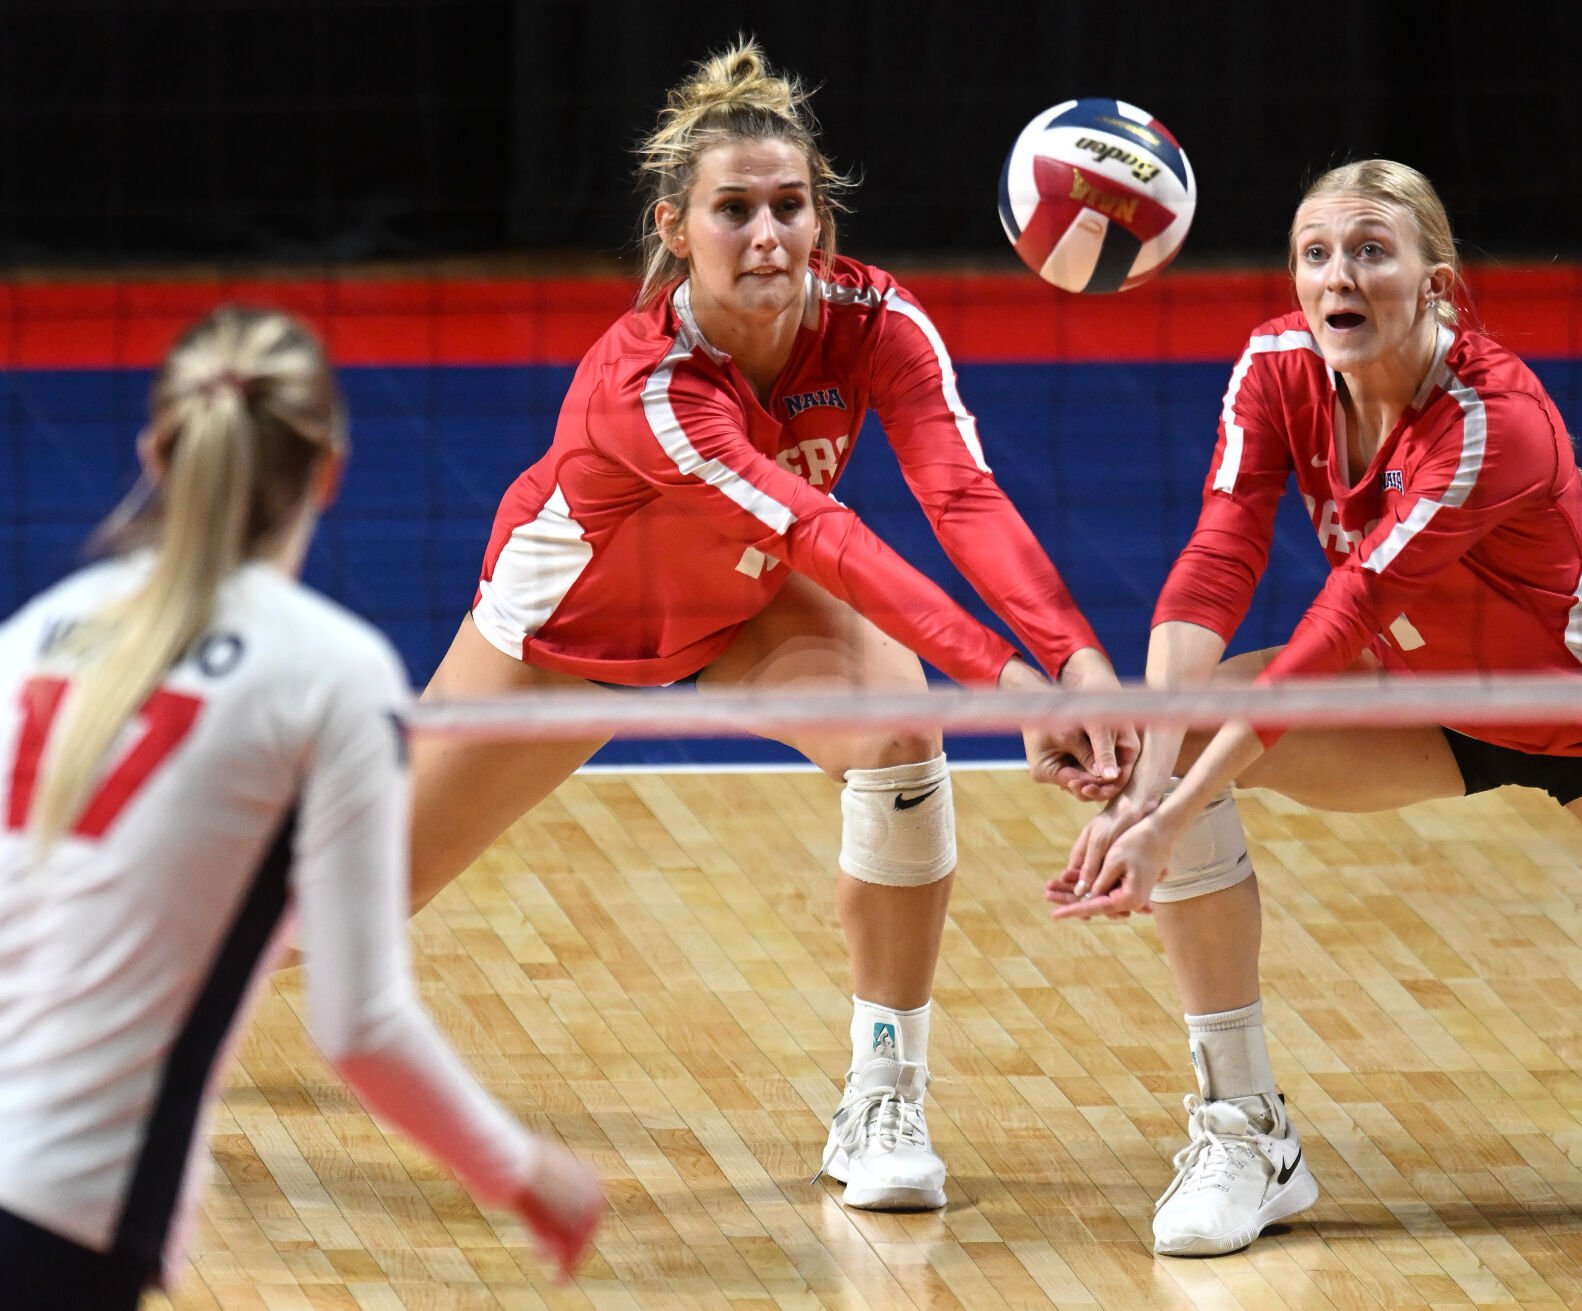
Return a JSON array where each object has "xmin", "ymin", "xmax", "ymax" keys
[
  {"xmin": 1291, "ymin": 159, "xmax": 1461, "ymax": 327},
  {"xmin": 635, "ymin": 38, "xmax": 851, "ymax": 307},
  {"xmin": 32, "ymin": 306, "xmax": 345, "ymax": 850}
]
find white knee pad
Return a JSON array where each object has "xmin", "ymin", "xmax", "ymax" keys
[
  {"xmin": 839, "ymin": 754, "xmax": 955, "ymax": 886},
  {"xmin": 1149, "ymin": 782, "xmax": 1254, "ymax": 903}
]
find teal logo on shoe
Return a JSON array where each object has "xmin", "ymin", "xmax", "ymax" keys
[{"xmin": 872, "ymin": 1023, "xmax": 897, "ymax": 1059}]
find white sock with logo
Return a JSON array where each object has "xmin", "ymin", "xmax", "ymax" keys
[
  {"xmin": 1186, "ymin": 1000, "xmax": 1278, "ymax": 1131},
  {"xmin": 851, "ymin": 996, "xmax": 929, "ymax": 1072}
]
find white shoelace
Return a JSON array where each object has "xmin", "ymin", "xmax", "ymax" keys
[
  {"xmin": 815, "ymin": 1076, "xmax": 929, "ymax": 1181},
  {"xmin": 1158, "ymin": 1095, "xmax": 1271, "ymax": 1206}
]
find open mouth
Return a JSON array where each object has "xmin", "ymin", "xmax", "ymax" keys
[{"xmin": 1326, "ymin": 312, "xmax": 1365, "ymax": 330}]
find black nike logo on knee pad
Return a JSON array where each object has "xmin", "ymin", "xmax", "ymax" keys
[{"xmin": 894, "ymin": 787, "xmax": 940, "ymax": 810}]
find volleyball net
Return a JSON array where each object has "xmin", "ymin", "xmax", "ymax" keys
[{"xmin": 413, "ymin": 672, "xmax": 1582, "ymax": 744}]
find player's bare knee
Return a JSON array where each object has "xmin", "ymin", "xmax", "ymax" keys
[
  {"xmin": 839, "ymin": 753, "xmax": 955, "ymax": 887},
  {"xmin": 864, "ymin": 730, "xmax": 942, "ymax": 769},
  {"xmin": 816, "ymin": 730, "xmax": 942, "ymax": 782},
  {"xmin": 1149, "ymin": 781, "xmax": 1254, "ymax": 903}
]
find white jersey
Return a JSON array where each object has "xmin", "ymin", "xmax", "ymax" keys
[{"xmin": 0, "ymin": 556, "xmax": 539, "ymax": 1278}]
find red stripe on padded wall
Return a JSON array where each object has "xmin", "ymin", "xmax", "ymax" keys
[{"xmin": 1, "ymin": 267, "xmax": 1578, "ymax": 368}]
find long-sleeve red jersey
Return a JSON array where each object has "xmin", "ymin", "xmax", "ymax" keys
[
  {"xmin": 1154, "ymin": 312, "xmax": 1582, "ymax": 755},
  {"xmin": 471, "ymin": 257, "xmax": 1100, "ymax": 687}
]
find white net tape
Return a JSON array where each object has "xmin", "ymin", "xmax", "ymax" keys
[{"xmin": 411, "ymin": 672, "xmax": 1582, "ymax": 741}]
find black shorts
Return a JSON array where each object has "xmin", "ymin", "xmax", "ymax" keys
[
  {"xmin": 0, "ymin": 1204, "xmax": 156, "ymax": 1310},
  {"xmin": 1442, "ymin": 729, "xmax": 1582, "ymax": 806},
  {"xmin": 591, "ymin": 668, "xmax": 705, "ymax": 692}
]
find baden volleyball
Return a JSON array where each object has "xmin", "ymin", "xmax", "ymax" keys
[{"xmin": 998, "ymin": 98, "xmax": 1196, "ymax": 294}]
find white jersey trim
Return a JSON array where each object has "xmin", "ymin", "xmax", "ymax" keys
[
  {"xmin": 880, "ymin": 289, "xmax": 990, "ymax": 472},
  {"xmin": 1409, "ymin": 324, "xmax": 1456, "ymax": 411},
  {"xmin": 670, "ymin": 280, "xmax": 730, "ymax": 363},
  {"xmin": 1567, "ymin": 565, "xmax": 1582, "ymax": 666},
  {"xmin": 1213, "ymin": 329, "xmax": 1321, "ymax": 493},
  {"xmin": 1363, "ymin": 361, "xmax": 1487, "ymax": 576},
  {"xmin": 473, "ymin": 484, "xmax": 593, "ymax": 656},
  {"xmin": 640, "ymin": 332, "xmax": 796, "ymax": 536}
]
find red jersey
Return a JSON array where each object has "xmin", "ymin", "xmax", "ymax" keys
[
  {"xmin": 1155, "ymin": 312, "xmax": 1582, "ymax": 755},
  {"xmin": 473, "ymin": 256, "xmax": 1099, "ymax": 686}
]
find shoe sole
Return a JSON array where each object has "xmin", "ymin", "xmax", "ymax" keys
[
  {"xmin": 1152, "ymin": 1171, "xmax": 1319, "ymax": 1257},
  {"xmin": 842, "ymin": 1182, "xmax": 947, "ymax": 1211},
  {"xmin": 821, "ymin": 1147, "xmax": 945, "ymax": 1210}
]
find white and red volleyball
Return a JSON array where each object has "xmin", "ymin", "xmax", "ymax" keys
[{"xmin": 998, "ymin": 98, "xmax": 1196, "ymax": 294}]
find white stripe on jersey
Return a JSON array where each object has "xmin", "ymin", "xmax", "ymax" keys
[
  {"xmin": 1566, "ymin": 565, "xmax": 1582, "ymax": 666},
  {"xmin": 670, "ymin": 280, "xmax": 730, "ymax": 364},
  {"xmin": 1408, "ymin": 325, "xmax": 1456, "ymax": 412},
  {"xmin": 1213, "ymin": 329, "xmax": 1321, "ymax": 493},
  {"xmin": 472, "ymin": 484, "xmax": 593, "ymax": 654},
  {"xmin": 880, "ymin": 289, "xmax": 990, "ymax": 472},
  {"xmin": 1363, "ymin": 365, "xmax": 1487, "ymax": 575},
  {"xmin": 640, "ymin": 334, "xmax": 796, "ymax": 536}
]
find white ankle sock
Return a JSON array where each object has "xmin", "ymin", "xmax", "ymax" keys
[
  {"xmin": 1185, "ymin": 1000, "xmax": 1276, "ymax": 1107},
  {"xmin": 851, "ymin": 997, "xmax": 930, "ymax": 1070}
]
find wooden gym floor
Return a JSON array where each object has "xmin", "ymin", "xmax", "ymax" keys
[{"xmin": 146, "ymin": 767, "xmax": 1582, "ymax": 1310}]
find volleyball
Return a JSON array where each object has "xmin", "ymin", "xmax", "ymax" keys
[{"xmin": 998, "ymin": 97, "xmax": 1196, "ymax": 294}]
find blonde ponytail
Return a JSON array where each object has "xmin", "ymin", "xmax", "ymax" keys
[
  {"xmin": 31, "ymin": 308, "xmax": 343, "ymax": 850},
  {"xmin": 635, "ymin": 37, "xmax": 852, "ymax": 307}
]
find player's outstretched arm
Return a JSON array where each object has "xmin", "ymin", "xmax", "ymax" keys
[{"xmin": 294, "ymin": 656, "xmax": 606, "ymax": 1280}]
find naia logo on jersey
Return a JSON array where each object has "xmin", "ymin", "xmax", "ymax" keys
[
  {"xmin": 784, "ymin": 387, "xmax": 847, "ymax": 419},
  {"xmin": 1383, "ymin": 469, "xmax": 1404, "ymax": 493}
]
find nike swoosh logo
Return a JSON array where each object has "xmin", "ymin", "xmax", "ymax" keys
[
  {"xmin": 1310, "ymin": 454, "xmax": 1328, "ymax": 467},
  {"xmin": 894, "ymin": 786, "xmax": 940, "ymax": 811},
  {"xmin": 1276, "ymin": 1148, "xmax": 1302, "ymax": 1185}
]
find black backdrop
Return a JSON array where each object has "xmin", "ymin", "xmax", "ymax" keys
[{"xmin": 4, "ymin": 0, "xmax": 1579, "ymax": 270}]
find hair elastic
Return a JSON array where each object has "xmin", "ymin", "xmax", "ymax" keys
[{"xmin": 202, "ymin": 369, "xmax": 252, "ymax": 400}]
